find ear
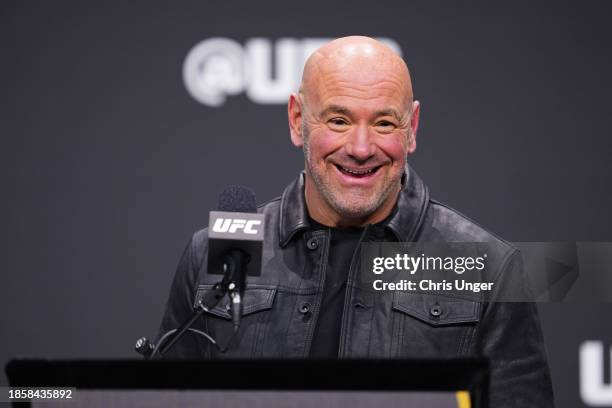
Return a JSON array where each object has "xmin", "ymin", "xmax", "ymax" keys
[
  {"xmin": 407, "ymin": 100, "xmax": 420, "ymax": 154},
  {"xmin": 288, "ymin": 93, "xmax": 304, "ymax": 147}
]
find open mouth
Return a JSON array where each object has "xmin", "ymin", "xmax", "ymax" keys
[{"xmin": 335, "ymin": 164, "xmax": 382, "ymax": 178}]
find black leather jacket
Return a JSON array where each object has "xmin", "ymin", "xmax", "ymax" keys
[{"xmin": 158, "ymin": 166, "xmax": 554, "ymax": 407}]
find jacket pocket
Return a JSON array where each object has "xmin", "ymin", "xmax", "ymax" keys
[
  {"xmin": 194, "ymin": 285, "xmax": 277, "ymax": 320},
  {"xmin": 392, "ymin": 292, "xmax": 481, "ymax": 326},
  {"xmin": 390, "ymin": 292, "xmax": 480, "ymax": 357},
  {"xmin": 193, "ymin": 285, "xmax": 277, "ymax": 358}
]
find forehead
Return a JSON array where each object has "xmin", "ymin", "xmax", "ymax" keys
[{"xmin": 307, "ymin": 59, "xmax": 410, "ymax": 114}]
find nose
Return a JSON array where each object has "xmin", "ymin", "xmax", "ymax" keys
[{"xmin": 345, "ymin": 124, "xmax": 376, "ymax": 161}]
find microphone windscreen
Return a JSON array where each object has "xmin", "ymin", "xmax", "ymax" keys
[{"xmin": 218, "ymin": 185, "xmax": 257, "ymax": 213}]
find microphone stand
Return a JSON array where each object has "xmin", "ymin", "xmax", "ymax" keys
[
  {"xmin": 223, "ymin": 249, "xmax": 248, "ymax": 329},
  {"xmin": 136, "ymin": 250, "xmax": 248, "ymax": 359}
]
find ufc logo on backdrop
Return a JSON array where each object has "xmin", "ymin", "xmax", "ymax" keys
[
  {"xmin": 580, "ymin": 341, "xmax": 612, "ymax": 406},
  {"xmin": 182, "ymin": 37, "xmax": 402, "ymax": 107},
  {"xmin": 212, "ymin": 218, "xmax": 261, "ymax": 234}
]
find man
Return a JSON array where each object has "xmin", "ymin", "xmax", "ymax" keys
[{"xmin": 159, "ymin": 36, "xmax": 554, "ymax": 406}]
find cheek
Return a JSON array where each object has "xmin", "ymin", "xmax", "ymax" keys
[
  {"xmin": 309, "ymin": 131, "xmax": 344, "ymax": 160},
  {"xmin": 376, "ymin": 135, "xmax": 409, "ymax": 164}
]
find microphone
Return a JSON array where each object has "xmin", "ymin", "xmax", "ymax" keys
[
  {"xmin": 135, "ymin": 186, "xmax": 264, "ymax": 358},
  {"xmin": 208, "ymin": 186, "xmax": 265, "ymax": 327}
]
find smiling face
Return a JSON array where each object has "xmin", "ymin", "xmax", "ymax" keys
[{"xmin": 288, "ymin": 37, "xmax": 420, "ymax": 227}]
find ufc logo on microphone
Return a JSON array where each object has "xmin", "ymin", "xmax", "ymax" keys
[{"xmin": 212, "ymin": 218, "xmax": 261, "ymax": 234}]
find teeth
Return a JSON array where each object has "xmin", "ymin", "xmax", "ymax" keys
[{"xmin": 341, "ymin": 166, "xmax": 374, "ymax": 175}]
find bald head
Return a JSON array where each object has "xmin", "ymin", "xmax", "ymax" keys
[{"xmin": 300, "ymin": 36, "xmax": 414, "ymax": 110}]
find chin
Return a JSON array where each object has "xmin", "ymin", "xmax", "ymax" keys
[{"xmin": 330, "ymin": 198, "xmax": 381, "ymax": 219}]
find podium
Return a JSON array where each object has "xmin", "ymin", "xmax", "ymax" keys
[{"xmin": 6, "ymin": 358, "xmax": 489, "ymax": 408}]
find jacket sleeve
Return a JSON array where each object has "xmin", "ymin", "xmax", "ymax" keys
[
  {"xmin": 156, "ymin": 233, "xmax": 207, "ymax": 358},
  {"xmin": 475, "ymin": 249, "xmax": 555, "ymax": 407}
]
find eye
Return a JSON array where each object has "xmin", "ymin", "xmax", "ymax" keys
[
  {"xmin": 327, "ymin": 117, "xmax": 350, "ymax": 130},
  {"xmin": 375, "ymin": 120, "xmax": 397, "ymax": 133}
]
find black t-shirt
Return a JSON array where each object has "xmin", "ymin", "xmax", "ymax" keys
[{"xmin": 308, "ymin": 219, "xmax": 364, "ymax": 358}]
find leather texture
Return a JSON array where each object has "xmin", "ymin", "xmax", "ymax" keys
[{"xmin": 158, "ymin": 165, "xmax": 555, "ymax": 407}]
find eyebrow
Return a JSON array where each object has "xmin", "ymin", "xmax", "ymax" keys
[
  {"xmin": 319, "ymin": 105, "xmax": 404, "ymax": 122},
  {"xmin": 374, "ymin": 109, "xmax": 404, "ymax": 123},
  {"xmin": 319, "ymin": 105, "xmax": 352, "ymax": 119}
]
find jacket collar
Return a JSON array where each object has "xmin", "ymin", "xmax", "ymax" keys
[{"xmin": 278, "ymin": 164, "xmax": 429, "ymax": 246}]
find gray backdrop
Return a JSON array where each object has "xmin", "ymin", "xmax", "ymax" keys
[{"xmin": 2, "ymin": 1, "xmax": 612, "ymax": 407}]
